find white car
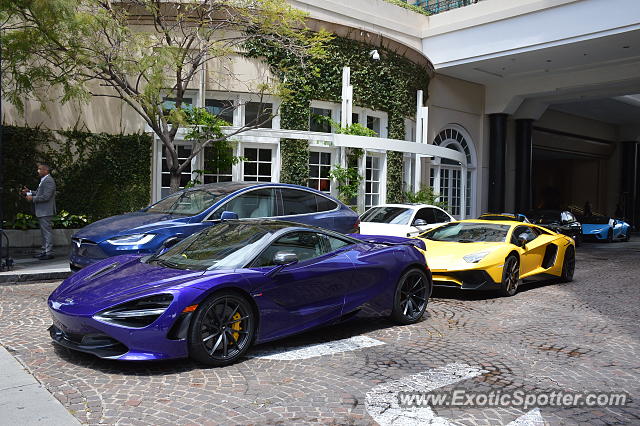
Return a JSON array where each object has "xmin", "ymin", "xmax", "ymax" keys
[{"xmin": 359, "ymin": 204, "xmax": 454, "ymax": 237}]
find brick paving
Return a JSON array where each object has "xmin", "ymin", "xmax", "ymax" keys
[{"xmin": 1, "ymin": 241, "xmax": 639, "ymax": 425}]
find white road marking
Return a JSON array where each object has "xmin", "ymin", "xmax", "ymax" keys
[
  {"xmin": 507, "ymin": 408, "xmax": 545, "ymax": 426},
  {"xmin": 365, "ymin": 363, "xmax": 485, "ymax": 426},
  {"xmin": 365, "ymin": 363, "xmax": 545, "ymax": 426},
  {"xmin": 248, "ymin": 335, "xmax": 385, "ymax": 360}
]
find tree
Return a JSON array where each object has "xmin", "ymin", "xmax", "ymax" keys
[{"xmin": 1, "ymin": 0, "xmax": 330, "ymax": 192}]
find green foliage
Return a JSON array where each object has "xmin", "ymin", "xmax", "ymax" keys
[
  {"xmin": 1, "ymin": 125, "xmax": 152, "ymax": 222},
  {"xmin": 4, "ymin": 210, "xmax": 88, "ymax": 230},
  {"xmin": 403, "ymin": 187, "xmax": 448, "ymax": 209},
  {"xmin": 246, "ymin": 34, "xmax": 430, "ymax": 193},
  {"xmin": 280, "ymin": 139, "xmax": 310, "ymax": 186},
  {"xmin": 329, "ymin": 165, "xmax": 363, "ymax": 206},
  {"xmin": 311, "ymin": 114, "xmax": 378, "ymax": 137},
  {"xmin": 383, "ymin": 0, "xmax": 431, "ymax": 16}
]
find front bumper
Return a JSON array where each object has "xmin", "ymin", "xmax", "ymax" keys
[
  {"xmin": 69, "ymin": 238, "xmax": 155, "ymax": 270},
  {"xmin": 48, "ymin": 304, "xmax": 190, "ymax": 361},
  {"xmin": 431, "ymin": 269, "xmax": 501, "ymax": 291}
]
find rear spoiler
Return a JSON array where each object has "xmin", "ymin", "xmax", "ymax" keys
[{"xmin": 348, "ymin": 234, "xmax": 426, "ymax": 251}]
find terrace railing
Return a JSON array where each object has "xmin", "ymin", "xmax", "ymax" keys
[{"xmin": 412, "ymin": 0, "xmax": 480, "ymax": 14}]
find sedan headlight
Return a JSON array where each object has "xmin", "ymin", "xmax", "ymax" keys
[
  {"xmin": 106, "ymin": 233, "xmax": 156, "ymax": 246},
  {"xmin": 463, "ymin": 251, "xmax": 491, "ymax": 263},
  {"xmin": 93, "ymin": 294, "xmax": 173, "ymax": 328}
]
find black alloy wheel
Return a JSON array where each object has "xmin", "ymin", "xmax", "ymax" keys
[
  {"xmin": 499, "ymin": 255, "xmax": 520, "ymax": 297},
  {"xmin": 560, "ymin": 246, "xmax": 575, "ymax": 283},
  {"xmin": 624, "ymin": 232, "xmax": 631, "ymax": 242},
  {"xmin": 391, "ymin": 268, "xmax": 430, "ymax": 324},
  {"xmin": 188, "ymin": 291, "xmax": 255, "ymax": 366},
  {"xmin": 607, "ymin": 229, "xmax": 614, "ymax": 243}
]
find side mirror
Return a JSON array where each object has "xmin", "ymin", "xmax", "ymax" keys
[
  {"xmin": 220, "ymin": 211, "xmax": 239, "ymax": 221},
  {"xmin": 162, "ymin": 236, "xmax": 181, "ymax": 249},
  {"xmin": 273, "ymin": 251, "xmax": 298, "ymax": 265},
  {"xmin": 413, "ymin": 219, "xmax": 427, "ymax": 227},
  {"xmin": 265, "ymin": 252, "xmax": 298, "ymax": 278}
]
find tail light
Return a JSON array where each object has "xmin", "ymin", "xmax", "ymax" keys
[{"xmin": 352, "ymin": 218, "xmax": 360, "ymax": 233}]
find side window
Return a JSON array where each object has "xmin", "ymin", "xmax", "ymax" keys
[
  {"xmin": 282, "ymin": 189, "xmax": 317, "ymax": 216},
  {"xmin": 434, "ymin": 208, "xmax": 451, "ymax": 223},
  {"xmin": 253, "ymin": 231, "xmax": 327, "ymax": 267},
  {"xmin": 316, "ymin": 195, "xmax": 338, "ymax": 212},
  {"xmin": 325, "ymin": 235, "xmax": 352, "ymax": 251},
  {"xmin": 512, "ymin": 226, "xmax": 538, "ymax": 244},
  {"xmin": 218, "ymin": 188, "xmax": 276, "ymax": 219},
  {"xmin": 414, "ymin": 208, "xmax": 436, "ymax": 224}
]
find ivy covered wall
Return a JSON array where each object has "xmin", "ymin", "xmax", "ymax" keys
[{"xmin": 245, "ymin": 34, "xmax": 430, "ymax": 203}]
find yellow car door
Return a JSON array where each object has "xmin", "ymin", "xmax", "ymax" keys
[{"xmin": 512, "ymin": 226, "xmax": 554, "ymax": 277}]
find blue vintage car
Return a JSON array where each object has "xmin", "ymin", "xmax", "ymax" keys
[
  {"xmin": 580, "ymin": 216, "xmax": 631, "ymax": 242},
  {"xmin": 70, "ymin": 182, "xmax": 360, "ymax": 270}
]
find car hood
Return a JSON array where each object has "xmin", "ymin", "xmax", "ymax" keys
[
  {"xmin": 49, "ymin": 256, "xmax": 225, "ymax": 314},
  {"xmin": 73, "ymin": 211, "xmax": 189, "ymax": 242},
  {"xmin": 419, "ymin": 240, "xmax": 506, "ymax": 270}
]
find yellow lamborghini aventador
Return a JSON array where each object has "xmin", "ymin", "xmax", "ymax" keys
[{"xmin": 416, "ymin": 220, "xmax": 575, "ymax": 296}]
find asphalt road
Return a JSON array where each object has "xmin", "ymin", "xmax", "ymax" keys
[{"xmin": 0, "ymin": 239, "xmax": 639, "ymax": 425}]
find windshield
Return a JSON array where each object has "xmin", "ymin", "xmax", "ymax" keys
[
  {"xmin": 150, "ymin": 223, "xmax": 278, "ymax": 270},
  {"xmin": 361, "ymin": 207, "xmax": 413, "ymax": 225},
  {"xmin": 527, "ymin": 211, "xmax": 560, "ymax": 224},
  {"xmin": 581, "ymin": 216, "xmax": 611, "ymax": 225},
  {"xmin": 421, "ymin": 222, "xmax": 511, "ymax": 243},
  {"xmin": 146, "ymin": 189, "xmax": 223, "ymax": 216}
]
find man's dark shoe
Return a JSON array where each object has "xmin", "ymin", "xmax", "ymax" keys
[{"xmin": 38, "ymin": 253, "xmax": 54, "ymax": 260}]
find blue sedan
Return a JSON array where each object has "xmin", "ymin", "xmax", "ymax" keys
[
  {"xmin": 70, "ymin": 182, "xmax": 359, "ymax": 270},
  {"xmin": 581, "ymin": 216, "xmax": 631, "ymax": 242}
]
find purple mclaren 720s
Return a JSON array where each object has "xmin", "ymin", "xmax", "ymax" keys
[{"xmin": 48, "ymin": 220, "xmax": 432, "ymax": 366}]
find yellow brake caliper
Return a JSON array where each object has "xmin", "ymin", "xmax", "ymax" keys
[{"xmin": 231, "ymin": 312, "xmax": 241, "ymax": 344}]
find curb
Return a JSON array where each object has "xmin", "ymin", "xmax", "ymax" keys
[{"xmin": 0, "ymin": 271, "xmax": 72, "ymax": 285}]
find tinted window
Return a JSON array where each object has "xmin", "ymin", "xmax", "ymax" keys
[
  {"xmin": 422, "ymin": 222, "xmax": 510, "ymax": 243},
  {"xmin": 433, "ymin": 208, "xmax": 451, "ymax": 223},
  {"xmin": 415, "ymin": 208, "xmax": 436, "ymax": 224},
  {"xmin": 326, "ymin": 235, "xmax": 352, "ymax": 251},
  {"xmin": 512, "ymin": 226, "xmax": 539, "ymax": 245},
  {"xmin": 316, "ymin": 195, "xmax": 337, "ymax": 212},
  {"xmin": 282, "ymin": 189, "xmax": 317, "ymax": 215},
  {"xmin": 253, "ymin": 231, "xmax": 327, "ymax": 267},
  {"xmin": 147, "ymin": 189, "xmax": 221, "ymax": 215},
  {"xmin": 150, "ymin": 223, "xmax": 277, "ymax": 270},
  {"xmin": 214, "ymin": 188, "xmax": 276, "ymax": 219},
  {"xmin": 245, "ymin": 102, "xmax": 272, "ymax": 128},
  {"xmin": 361, "ymin": 207, "xmax": 412, "ymax": 225}
]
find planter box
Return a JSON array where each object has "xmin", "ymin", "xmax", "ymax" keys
[{"xmin": 2, "ymin": 229, "xmax": 79, "ymax": 248}]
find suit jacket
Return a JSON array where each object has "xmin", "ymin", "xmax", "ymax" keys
[{"xmin": 32, "ymin": 174, "xmax": 57, "ymax": 217}]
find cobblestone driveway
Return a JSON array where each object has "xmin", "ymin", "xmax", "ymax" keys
[{"xmin": 1, "ymin": 241, "xmax": 639, "ymax": 425}]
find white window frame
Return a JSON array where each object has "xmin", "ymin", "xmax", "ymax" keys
[
  {"xmin": 240, "ymin": 143, "xmax": 277, "ymax": 183},
  {"xmin": 362, "ymin": 151, "xmax": 387, "ymax": 211},
  {"xmin": 308, "ymin": 146, "xmax": 336, "ymax": 196}
]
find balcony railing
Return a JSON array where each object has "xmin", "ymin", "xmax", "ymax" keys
[{"xmin": 412, "ymin": 0, "xmax": 480, "ymax": 14}]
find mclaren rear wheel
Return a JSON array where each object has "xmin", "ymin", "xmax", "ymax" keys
[
  {"xmin": 560, "ymin": 246, "xmax": 575, "ymax": 283},
  {"xmin": 188, "ymin": 291, "xmax": 256, "ymax": 367},
  {"xmin": 499, "ymin": 255, "xmax": 520, "ymax": 297},
  {"xmin": 391, "ymin": 268, "xmax": 430, "ymax": 325}
]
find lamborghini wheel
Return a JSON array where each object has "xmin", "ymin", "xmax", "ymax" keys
[
  {"xmin": 391, "ymin": 268, "xmax": 430, "ymax": 325},
  {"xmin": 607, "ymin": 229, "xmax": 613, "ymax": 243},
  {"xmin": 499, "ymin": 255, "xmax": 520, "ymax": 297},
  {"xmin": 560, "ymin": 246, "xmax": 575, "ymax": 283},
  {"xmin": 188, "ymin": 291, "xmax": 255, "ymax": 366}
]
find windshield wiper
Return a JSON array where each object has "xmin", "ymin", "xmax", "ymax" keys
[
  {"xmin": 457, "ymin": 239, "xmax": 475, "ymax": 243},
  {"xmin": 157, "ymin": 259, "xmax": 181, "ymax": 269}
]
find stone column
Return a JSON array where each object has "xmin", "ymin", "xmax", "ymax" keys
[
  {"xmin": 488, "ymin": 113, "xmax": 508, "ymax": 213},
  {"xmin": 515, "ymin": 119, "xmax": 533, "ymax": 213}
]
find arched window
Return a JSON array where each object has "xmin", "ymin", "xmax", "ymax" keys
[{"xmin": 429, "ymin": 125, "xmax": 476, "ymax": 219}]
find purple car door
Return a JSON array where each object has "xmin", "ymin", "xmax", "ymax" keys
[{"xmin": 249, "ymin": 231, "xmax": 355, "ymax": 341}]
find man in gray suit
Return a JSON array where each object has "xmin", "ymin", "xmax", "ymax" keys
[{"xmin": 23, "ymin": 163, "xmax": 57, "ymax": 259}]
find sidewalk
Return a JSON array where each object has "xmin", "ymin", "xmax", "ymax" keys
[
  {"xmin": 0, "ymin": 249, "xmax": 72, "ymax": 284},
  {"xmin": 0, "ymin": 345, "xmax": 80, "ymax": 424}
]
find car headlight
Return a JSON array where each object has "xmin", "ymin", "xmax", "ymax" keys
[
  {"xmin": 106, "ymin": 233, "xmax": 156, "ymax": 245},
  {"xmin": 463, "ymin": 251, "xmax": 491, "ymax": 263},
  {"xmin": 93, "ymin": 294, "xmax": 173, "ymax": 328}
]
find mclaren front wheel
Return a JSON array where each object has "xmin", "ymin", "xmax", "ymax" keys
[
  {"xmin": 188, "ymin": 291, "xmax": 256, "ymax": 367},
  {"xmin": 499, "ymin": 255, "xmax": 520, "ymax": 297}
]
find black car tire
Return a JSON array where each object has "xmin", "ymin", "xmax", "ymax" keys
[
  {"xmin": 390, "ymin": 268, "xmax": 430, "ymax": 325},
  {"xmin": 560, "ymin": 246, "xmax": 575, "ymax": 283},
  {"xmin": 607, "ymin": 229, "xmax": 613, "ymax": 243},
  {"xmin": 624, "ymin": 232, "xmax": 630, "ymax": 242},
  {"xmin": 574, "ymin": 234, "xmax": 582, "ymax": 247},
  {"xmin": 499, "ymin": 255, "xmax": 520, "ymax": 297},
  {"xmin": 188, "ymin": 291, "xmax": 255, "ymax": 367}
]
